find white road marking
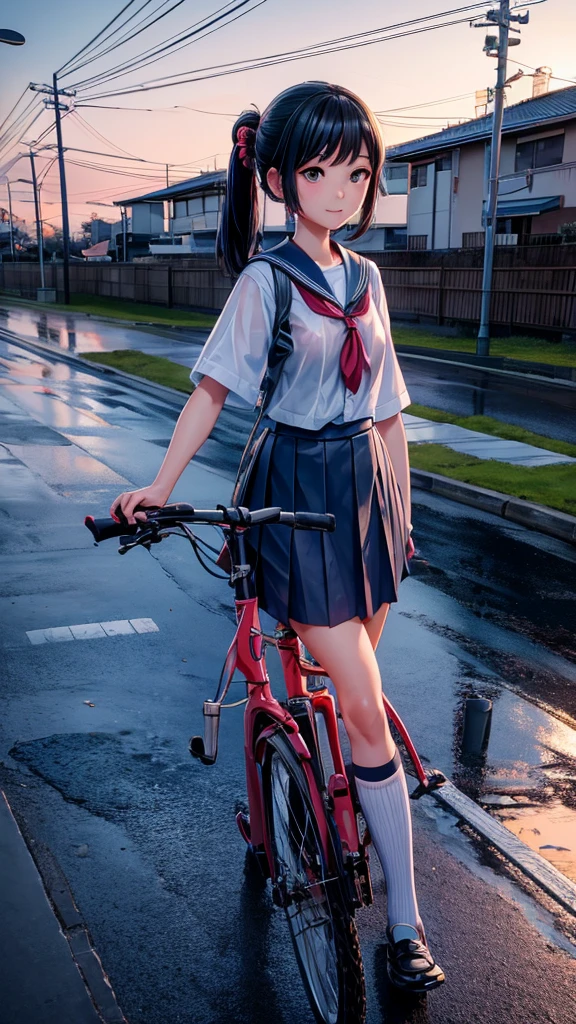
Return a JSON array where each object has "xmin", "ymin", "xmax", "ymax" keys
[
  {"xmin": 129, "ymin": 618, "xmax": 160, "ymax": 634},
  {"xmin": 26, "ymin": 619, "xmax": 159, "ymax": 644}
]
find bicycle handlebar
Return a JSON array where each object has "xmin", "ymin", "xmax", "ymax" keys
[{"xmin": 85, "ymin": 502, "xmax": 335, "ymax": 544}]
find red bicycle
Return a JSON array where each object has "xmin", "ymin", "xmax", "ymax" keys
[{"xmin": 86, "ymin": 502, "xmax": 446, "ymax": 1024}]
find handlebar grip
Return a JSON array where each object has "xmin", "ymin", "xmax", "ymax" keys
[
  {"xmin": 85, "ymin": 516, "xmax": 139, "ymax": 543},
  {"xmin": 293, "ymin": 512, "xmax": 336, "ymax": 532}
]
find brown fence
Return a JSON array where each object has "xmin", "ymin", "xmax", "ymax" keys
[{"xmin": 2, "ymin": 250, "xmax": 576, "ymax": 332}]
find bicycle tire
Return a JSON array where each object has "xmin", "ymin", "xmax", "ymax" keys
[{"xmin": 261, "ymin": 730, "xmax": 366, "ymax": 1024}]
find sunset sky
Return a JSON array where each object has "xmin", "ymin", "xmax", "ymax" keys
[{"xmin": 1, "ymin": 0, "xmax": 575, "ymax": 234}]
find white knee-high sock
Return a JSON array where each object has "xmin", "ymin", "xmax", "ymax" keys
[{"xmin": 353, "ymin": 749, "xmax": 423, "ymax": 933}]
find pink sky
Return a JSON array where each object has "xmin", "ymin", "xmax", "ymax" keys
[{"xmin": 1, "ymin": 0, "xmax": 575, "ymax": 233}]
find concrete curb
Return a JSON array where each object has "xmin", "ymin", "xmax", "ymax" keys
[
  {"xmin": 411, "ymin": 467, "xmax": 576, "ymax": 545},
  {"xmin": 1, "ymin": 791, "xmax": 126, "ymax": 1023},
  {"xmin": 429, "ymin": 779, "xmax": 576, "ymax": 917},
  {"xmin": 394, "ymin": 341, "xmax": 576, "ymax": 385},
  {"xmin": 3, "ymin": 328, "xmax": 575, "ymax": 548}
]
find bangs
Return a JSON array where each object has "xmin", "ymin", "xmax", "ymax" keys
[{"xmin": 294, "ymin": 94, "xmax": 378, "ymax": 170}]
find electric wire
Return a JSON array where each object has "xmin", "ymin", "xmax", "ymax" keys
[
  {"xmin": 57, "ymin": 0, "xmax": 141, "ymax": 75},
  {"xmin": 68, "ymin": 0, "xmax": 267, "ymax": 92},
  {"xmin": 62, "ymin": 0, "xmax": 190, "ymax": 79},
  {"xmin": 0, "ymin": 85, "xmax": 34, "ymax": 136},
  {"xmin": 61, "ymin": 1, "xmax": 172, "ymax": 78},
  {"xmin": 78, "ymin": 14, "xmax": 479, "ymax": 101}
]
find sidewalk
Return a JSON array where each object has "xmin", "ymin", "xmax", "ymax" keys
[
  {"xmin": 404, "ymin": 413, "xmax": 576, "ymax": 466},
  {"xmin": 0, "ymin": 792, "xmax": 124, "ymax": 1024}
]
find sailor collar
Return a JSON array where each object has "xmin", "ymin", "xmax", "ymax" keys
[{"xmin": 249, "ymin": 237, "xmax": 369, "ymax": 314}]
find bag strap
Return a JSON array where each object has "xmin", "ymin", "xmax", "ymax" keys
[{"xmin": 231, "ymin": 265, "xmax": 293, "ymax": 503}]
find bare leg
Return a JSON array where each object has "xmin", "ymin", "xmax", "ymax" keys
[
  {"xmin": 288, "ymin": 615, "xmax": 395, "ymax": 767},
  {"xmin": 362, "ymin": 601, "xmax": 390, "ymax": 652}
]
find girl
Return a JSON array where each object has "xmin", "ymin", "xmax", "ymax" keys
[{"xmin": 111, "ymin": 81, "xmax": 445, "ymax": 993}]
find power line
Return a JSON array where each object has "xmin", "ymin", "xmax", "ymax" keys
[
  {"xmin": 62, "ymin": 0, "xmax": 191, "ymax": 79},
  {"xmin": 79, "ymin": 13, "xmax": 481, "ymax": 101},
  {"xmin": 375, "ymin": 91, "xmax": 475, "ymax": 114},
  {"xmin": 62, "ymin": 1, "xmax": 170, "ymax": 77},
  {"xmin": 68, "ymin": 0, "xmax": 268, "ymax": 92},
  {"xmin": 57, "ymin": 0, "xmax": 141, "ymax": 75},
  {"xmin": 0, "ymin": 85, "xmax": 34, "ymax": 136}
]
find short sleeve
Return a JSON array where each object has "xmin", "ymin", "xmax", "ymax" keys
[
  {"xmin": 369, "ymin": 263, "xmax": 411, "ymax": 420},
  {"xmin": 190, "ymin": 263, "xmax": 275, "ymax": 406}
]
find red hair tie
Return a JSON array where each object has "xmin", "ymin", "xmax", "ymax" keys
[{"xmin": 236, "ymin": 125, "xmax": 256, "ymax": 168}]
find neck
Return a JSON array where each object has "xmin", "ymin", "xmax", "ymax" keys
[{"xmin": 291, "ymin": 216, "xmax": 340, "ymax": 267}]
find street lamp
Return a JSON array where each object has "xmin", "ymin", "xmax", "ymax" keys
[{"xmin": 0, "ymin": 29, "xmax": 25, "ymax": 45}]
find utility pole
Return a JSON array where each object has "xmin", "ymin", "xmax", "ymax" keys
[
  {"xmin": 30, "ymin": 80, "xmax": 76, "ymax": 304},
  {"xmin": 29, "ymin": 149, "xmax": 45, "ymax": 289},
  {"xmin": 6, "ymin": 180, "xmax": 15, "ymax": 259},
  {"xmin": 52, "ymin": 74, "xmax": 71, "ymax": 304},
  {"xmin": 475, "ymin": 2, "xmax": 529, "ymax": 355}
]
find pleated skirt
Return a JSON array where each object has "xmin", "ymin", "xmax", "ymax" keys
[{"xmin": 235, "ymin": 416, "xmax": 410, "ymax": 627}]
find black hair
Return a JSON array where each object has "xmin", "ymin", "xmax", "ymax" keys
[{"xmin": 216, "ymin": 81, "xmax": 384, "ymax": 276}]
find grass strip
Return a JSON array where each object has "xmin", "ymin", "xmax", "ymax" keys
[
  {"xmin": 405, "ymin": 403, "xmax": 576, "ymax": 459},
  {"xmin": 409, "ymin": 443, "xmax": 576, "ymax": 516},
  {"xmin": 82, "ymin": 349, "xmax": 193, "ymax": 393},
  {"xmin": 1, "ymin": 292, "xmax": 217, "ymax": 328},
  {"xmin": 393, "ymin": 326, "xmax": 576, "ymax": 369}
]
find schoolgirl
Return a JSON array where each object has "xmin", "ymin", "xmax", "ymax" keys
[{"xmin": 111, "ymin": 80, "xmax": 445, "ymax": 993}]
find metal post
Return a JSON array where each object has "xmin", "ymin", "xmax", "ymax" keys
[
  {"xmin": 6, "ymin": 180, "xmax": 15, "ymax": 259},
  {"xmin": 29, "ymin": 150, "xmax": 45, "ymax": 289},
  {"xmin": 477, "ymin": 0, "xmax": 510, "ymax": 356},
  {"xmin": 53, "ymin": 73, "xmax": 71, "ymax": 304},
  {"xmin": 121, "ymin": 206, "xmax": 128, "ymax": 262}
]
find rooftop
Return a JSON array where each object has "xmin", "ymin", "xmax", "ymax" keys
[
  {"xmin": 386, "ymin": 85, "xmax": 576, "ymax": 162},
  {"xmin": 114, "ymin": 169, "xmax": 226, "ymax": 206}
]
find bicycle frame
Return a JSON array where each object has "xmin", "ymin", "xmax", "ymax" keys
[{"xmin": 190, "ymin": 522, "xmax": 444, "ymax": 907}]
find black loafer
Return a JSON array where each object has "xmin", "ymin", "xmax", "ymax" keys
[{"xmin": 385, "ymin": 923, "xmax": 445, "ymax": 993}]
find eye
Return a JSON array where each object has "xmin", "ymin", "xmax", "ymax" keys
[
  {"xmin": 300, "ymin": 167, "xmax": 323, "ymax": 182},
  {"xmin": 350, "ymin": 168, "xmax": 370, "ymax": 183}
]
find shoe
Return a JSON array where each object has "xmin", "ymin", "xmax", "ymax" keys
[{"xmin": 385, "ymin": 922, "xmax": 446, "ymax": 993}]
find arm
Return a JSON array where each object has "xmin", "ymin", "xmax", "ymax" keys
[
  {"xmin": 110, "ymin": 376, "xmax": 229, "ymax": 523},
  {"xmin": 376, "ymin": 411, "xmax": 413, "ymax": 542}
]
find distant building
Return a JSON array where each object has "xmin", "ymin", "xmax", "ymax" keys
[
  {"xmin": 386, "ymin": 86, "xmax": 576, "ymax": 250},
  {"xmin": 114, "ymin": 165, "xmax": 408, "ymax": 258}
]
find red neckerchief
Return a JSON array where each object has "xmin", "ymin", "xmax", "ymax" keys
[{"xmin": 293, "ymin": 280, "xmax": 371, "ymax": 395}]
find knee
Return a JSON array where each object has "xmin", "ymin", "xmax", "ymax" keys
[{"xmin": 341, "ymin": 697, "xmax": 388, "ymax": 746}]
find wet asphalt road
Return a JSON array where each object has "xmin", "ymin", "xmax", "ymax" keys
[
  {"xmin": 1, "ymin": 325, "xmax": 576, "ymax": 1022},
  {"xmin": 1, "ymin": 301, "xmax": 575, "ymax": 442}
]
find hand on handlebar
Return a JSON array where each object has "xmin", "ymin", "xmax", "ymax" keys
[{"xmin": 110, "ymin": 484, "xmax": 169, "ymax": 525}]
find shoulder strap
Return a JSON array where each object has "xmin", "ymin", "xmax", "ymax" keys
[{"xmin": 230, "ymin": 263, "xmax": 293, "ymax": 504}]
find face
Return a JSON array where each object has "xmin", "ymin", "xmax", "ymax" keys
[{"xmin": 268, "ymin": 142, "xmax": 373, "ymax": 232}]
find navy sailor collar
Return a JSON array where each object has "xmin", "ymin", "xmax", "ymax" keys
[{"xmin": 249, "ymin": 237, "xmax": 369, "ymax": 314}]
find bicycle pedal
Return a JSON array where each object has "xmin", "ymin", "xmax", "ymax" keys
[{"xmin": 410, "ymin": 769, "xmax": 448, "ymax": 800}]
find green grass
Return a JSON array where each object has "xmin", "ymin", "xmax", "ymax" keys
[
  {"xmin": 81, "ymin": 349, "xmax": 194, "ymax": 393},
  {"xmin": 393, "ymin": 326, "xmax": 576, "ymax": 368},
  {"xmin": 409, "ymin": 443, "xmax": 576, "ymax": 516},
  {"xmin": 0, "ymin": 292, "xmax": 218, "ymax": 329},
  {"xmin": 405, "ymin": 403, "xmax": 576, "ymax": 459}
]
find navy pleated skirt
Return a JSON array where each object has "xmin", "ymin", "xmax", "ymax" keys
[{"xmin": 235, "ymin": 416, "xmax": 410, "ymax": 627}]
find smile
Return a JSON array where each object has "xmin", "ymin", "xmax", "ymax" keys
[{"xmin": 326, "ymin": 209, "xmax": 343, "ymax": 213}]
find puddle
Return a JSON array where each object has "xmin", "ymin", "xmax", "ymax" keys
[{"xmin": 491, "ymin": 801, "xmax": 576, "ymax": 884}]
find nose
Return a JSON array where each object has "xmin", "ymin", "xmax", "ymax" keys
[{"xmin": 336, "ymin": 187, "xmax": 345, "ymax": 199}]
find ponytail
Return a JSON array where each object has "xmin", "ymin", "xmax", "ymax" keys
[{"xmin": 216, "ymin": 109, "xmax": 261, "ymax": 277}]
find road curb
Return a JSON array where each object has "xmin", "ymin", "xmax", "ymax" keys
[
  {"xmin": 394, "ymin": 341, "xmax": 576, "ymax": 385},
  {"xmin": 1, "ymin": 791, "xmax": 126, "ymax": 1023},
  {"xmin": 3, "ymin": 328, "xmax": 575, "ymax": 548},
  {"xmin": 411, "ymin": 468, "xmax": 576, "ymax": 545},
  {"xmin": 428, "ymin": 779, "xmax": 576, "ymax": 917}
]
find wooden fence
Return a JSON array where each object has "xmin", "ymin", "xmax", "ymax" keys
[{"xmin": 2, "ymin": 250, "xmax": 576, "ymax": 332}]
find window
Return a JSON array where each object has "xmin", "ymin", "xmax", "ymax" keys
[
  {"xmin": 410, "ymin": 164, "xmax": 428, "ymax": 189},
  {"xmin": 515, "ymin": 133, "xmax": 564, "ymax": 172},
  {"xmin": 385, "ymin": 164, "xmax": 409, "ymax": 180},
  {"xmin": 435, "ymin": 154, "xmax": 452, "ymax": 171},
  {"xmin": 174, "ymin": 200, "xmax": 188, "ymax": 217}
]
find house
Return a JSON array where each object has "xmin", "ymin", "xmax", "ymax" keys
[
  {"xmin": 114, "ymin": 165, "xmax": 408, "ymax": 258},
  {"xmin": 385, "ymin": 85, "xmax": 576, "ymax": 250}
]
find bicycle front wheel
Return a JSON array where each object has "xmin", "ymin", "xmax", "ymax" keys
[{"xmin": 261, "ymin": 731, "xmax": 366, "ymax": 1024}]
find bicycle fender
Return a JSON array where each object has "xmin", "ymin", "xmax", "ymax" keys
[{"xmin": 254, "ymin": 722, "xmax": 312, "ymax": 763}]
